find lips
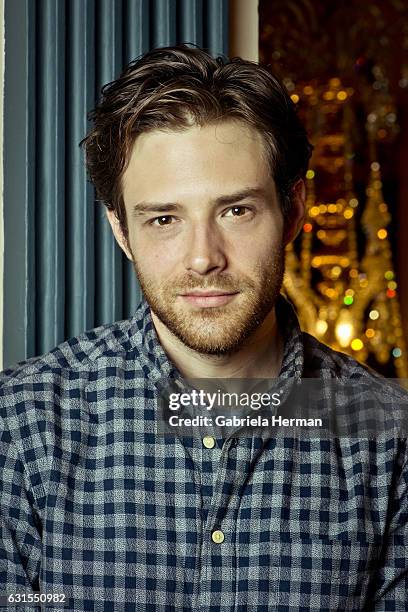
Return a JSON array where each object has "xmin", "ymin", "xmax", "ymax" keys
[
  {"xmin": 179, "ymin": 291, "xmax": 239, "ymax": 308},
  {"xmin": 182, "ymin": 291, "xmax": 236, "ymax": 297}
]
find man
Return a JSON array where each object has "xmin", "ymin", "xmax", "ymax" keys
[{"xmin": 1, "ymin": 45, "xmax": 407, "ymax": 611}]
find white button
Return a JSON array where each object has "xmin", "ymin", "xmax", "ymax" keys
[
  {"xmin": 211, "ymin": 529, "xmax": 225, "ymax": 544},
  {"xmin": 202, "ymin": 435, "xmax": 216, "ymax": 449}
]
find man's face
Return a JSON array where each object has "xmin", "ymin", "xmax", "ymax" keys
[{"xmin": 112, "ymin": 120, "xmax": 303, "ymax": 355}]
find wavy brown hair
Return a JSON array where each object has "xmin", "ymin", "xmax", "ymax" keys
[{"xmin": 81, "ymin": 44, "xmax": 313, "ymax": 238}]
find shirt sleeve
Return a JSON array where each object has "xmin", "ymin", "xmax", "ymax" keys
[
  {"xmin": 0, "ymin": 426, "xmax": 42, "ymax": 598},
  {"xmin": 371, "ymin": 443, "xmax": 408, "ymax": 610}
]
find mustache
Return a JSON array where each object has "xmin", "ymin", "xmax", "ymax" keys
[{"xmin": 168, "ymin": 274, "xmax": 255, "ymax": 292}]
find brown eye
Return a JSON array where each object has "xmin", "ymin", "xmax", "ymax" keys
[
  {"xmin": 225, "ymin": 206, "xmax": 248, "ymax": 217},
  {"xmin": 153, "ymin": 216, "xmax": 174, "ymax": 226}
]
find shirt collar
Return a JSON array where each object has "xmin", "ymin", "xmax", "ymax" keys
[{"xmin": 275, "ymin": 294, "xmax": 304, "ymax": 380}]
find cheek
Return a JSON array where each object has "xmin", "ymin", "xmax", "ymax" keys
[
  {"xmin": 131, "ymin": 236, "xmax": 178, "ymax": 278},
  {"xmin": 227, "ymin": 225, "xmax": 283, "ymax": 261}
]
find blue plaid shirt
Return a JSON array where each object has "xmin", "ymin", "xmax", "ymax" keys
[{"xmin": 1, "ymin": 296, "xmax": 408, "ymax": 611}]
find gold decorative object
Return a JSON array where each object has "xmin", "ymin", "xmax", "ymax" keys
[
  {"xmin": 283, "ymin": 78, "xmax": 407, "ymax": 377},
  {"xmin": 260, "ymin": 0, "xmax": 408, "ymax": 376}
]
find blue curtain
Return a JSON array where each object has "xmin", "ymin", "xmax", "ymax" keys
[{"xmin": 3, "ymin": 0, "xmax": 229, "ymax": 367}]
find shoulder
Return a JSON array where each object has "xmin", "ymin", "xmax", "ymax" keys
[
  {"xmin": 301, "ymin": 331, "xmax": 378, "ymax": 379},
  {"xmin": 301, "ymin": 331, "xmax": 407, "ymax": 401},
  {"xmin": 0, "ymin": 313, "xmax": 150, "ymax": 455},
  {"xmin": 0, "ymin": 317, "xmax": 136, "ymax": 389}
]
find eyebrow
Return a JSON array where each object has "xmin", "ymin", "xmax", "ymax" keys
[{"xmin": 131, "ymin": 187, "xmax": 269, "ymax": 216}]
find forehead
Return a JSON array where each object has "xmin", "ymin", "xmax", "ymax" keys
[{"xmin": 121, "ymin": 120, "xmax": 275, "ymax": 206}]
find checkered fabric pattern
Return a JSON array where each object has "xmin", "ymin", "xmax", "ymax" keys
[{"xmin": 1, "ymin": 295, "xmax": 408, "ymax": 611}]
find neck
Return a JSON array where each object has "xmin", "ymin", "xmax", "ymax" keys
[{"xmin": 151, "ymin": 307, "xmax": 283, "ymax": 380}]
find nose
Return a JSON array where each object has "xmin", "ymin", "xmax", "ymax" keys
[{"xmin": 182, "ymin": 222, "xmax": 227, "ymax": 275}]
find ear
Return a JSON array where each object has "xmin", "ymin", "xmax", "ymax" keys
[
  {"xmin": 283, "ymin": 179, "xmax": 306, "ymax": 246},
  {"xmin": 106, "ymin": 208, "xmax": 133, "ymax": 261}
]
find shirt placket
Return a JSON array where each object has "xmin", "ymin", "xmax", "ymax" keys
[{"xmin": 189, "ymin": 435, "xmax": 254, "ymax": 611}]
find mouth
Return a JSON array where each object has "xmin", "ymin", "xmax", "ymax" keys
[{"xmin": 179, "ymin": 291, "xmax": 239, "ymax": 308}]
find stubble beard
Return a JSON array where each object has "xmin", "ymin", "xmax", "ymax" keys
[{"xmin": 133, "ymin": 247, "xmax": 284, "ymax": 356}]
